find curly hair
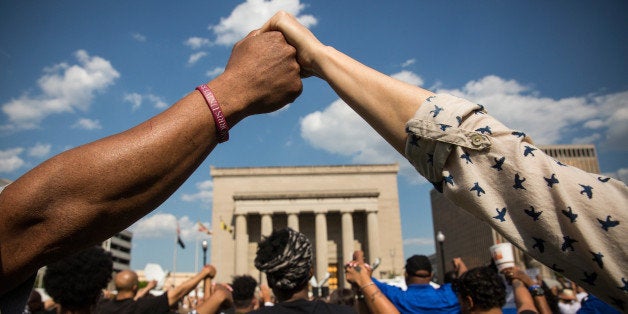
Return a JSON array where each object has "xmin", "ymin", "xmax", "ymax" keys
[
  {"xmin": 453, "ymin": 266, "xmax": 505, "ymax": 311},
  {"xmin": 44, "ymin": 246, "xmax": 113, "ymax": 311},
  {"xmin": 231, "ymin": 275, "xmax": 257, "ymax": 308}
]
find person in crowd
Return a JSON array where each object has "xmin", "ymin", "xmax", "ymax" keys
[
  {"xmin": 453, "ymin": 266, "xmax": 507, "ymax": 314},
  {"xmin": 42, "ymin": 246, "xmax": 113, "ymax": 314},
  {"xmin": 249, "ymin": 228, "xmax": 355, "ymax": 313},
  {"xmin": 502, "ymin": 267, "xmax": 552, "ymax": 314},
  {"xmin": 25, "ymin": 290, "xmax": 56, "ymax": 314},
  {"xmin": 196, "ymin": 282, "xmax": 234, "ymax": 314},
  {"xmin": 258, "ymin": 11, "xmax": 627, "ymax": 308},
  {"xmin": 328, "ymin": 288, "xmax": 356, "ymax": 308},
  {"xmin": 0, "ymin": 27, "xmax": 302, "ymax": 313},
  {"xmin": 354, "ymin": 252, "xmax": 460, "ymax": 313},
  {"xmin": 225, "ymin": 275, "xmax": 260, "ymax": 314},
  {"xmin": 557, "ymin": 289, "xmax": 580, "ymax": 314},
  {"xmin": 344, "ymin": 252, "xmax": 401, "ymax": 314},
  {"xmin": 95, "ymin": 265, "xmax": 216, "ymax": 314}
]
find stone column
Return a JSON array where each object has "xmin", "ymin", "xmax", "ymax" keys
[
  {"xmin": 260, "ymin": 213, "xmax": 273, "ymax": 285},
  {"xmin": 315, "ymin": 212, "xmax": 328, "ymax": 287},
  {"xmin": 366, "ymin": 211, "xmax": 380, "ymax": 269},
  {"xmin": 261, "ymin": 214, "xmax": 273, "ymax": 237},
  {"xmin": 287, "ymin": 213, "xmax": 299, "ymax": 231},
  {"xmin": 234, "ymin": 214, "xmax": 248, "ymax": 275},
  {"xmin": 341, "ymin": 211, "xmax": 354, "ymax": 288}
]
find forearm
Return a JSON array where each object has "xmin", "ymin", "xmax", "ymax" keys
[
  {"xmin": 169, "ymin": 272, "xmax": 208, "ymax": 306},
  {"xmin": 512, "ymin": 280, "xmax": 537, "ymax": 313},
  {"xmin": 0, "ymin": 77, "xmax": 240, "ymax": 294},
  {"xmin": 359, "ymin": 283, "xmax": 400, "ymax": 314},
  {"xmin": 314, "ymin": 46, "xmax": 434, "ymax": 154}
]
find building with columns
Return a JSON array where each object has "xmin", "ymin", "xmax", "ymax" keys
[{"xmin": 210, "ymin": 164, "xmax": 404, "ymax": 291}]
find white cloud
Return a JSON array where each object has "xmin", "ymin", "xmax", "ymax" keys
[
  {"xmin": 124, "ymin": 92, "xmax": 168, "ymax": 110},
  {"xmin": 146, "ymin": 94, "xmax": 168, "ymax": 109},
  {"xmin": 211, "ymin": 0, "xmax": 317, "ymax": 46},
  {"xmin": 131, "ymin": 32, "xmax": 147, "ymax": 42},
  {"xmin": 184, "ymin": 37, "xmax": 211, "ymax": 49},
  {"xmin": 187, "ymin": 52, "xmax": 208, "ymax": 66},
  {"xmin": 72, "ymin": 118, "xmax": 102, "ymax": 130},
  {"xmin": 1, "ymin": 50, "xmax": 119, "ymax": 129},
  {"xmin": 401, "ymin": 59, "xmax": 416, "ymax": 68},
  {"xmin": 124, "ymin": 93, "xmax": 143, "ymax": 111},
  {"xmin": 181, "ymin": 180, "xmax": 214, "ymax": 205},
  {"xmin": 403, "ymin": 237, "xmax": 434, "ymax": 246},
  {"xmin": 131, "ymin": 214, "xmax": 200, "ymax": 241},
  {"xmin": 28, "ymin": 143, "xmax": 51, "ymax": 158},
  {"xmin": 391, "ymin": 70, "xmax": 424, "ymax": 87},
  {"xmin": 0, "ymin": 148, "xmax": 25, "ymax": 173},
  {"xmin": 206, "ymin": 67, "xmax": 225, "ymax": 78}
]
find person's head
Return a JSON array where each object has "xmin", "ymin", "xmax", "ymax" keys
[
  {"xmin": 444, "ymin": 270, "xmax": 458, "ymax": 284},
  {"xmin": 231, "ymin": 275, "xmax": 258, "ymax": 311},
  {"xmin": 329, "ymin": 288, "xmax": 356, "ymax": 307},
  {"xmin": 114, "ymin": 269, "xmax": 140, "ymax": 295},
  {"xmin": 453, "ymin": 266, "xmax": 506, "ymax": 313},
  {"xmin": 43, "ymin": 246, "xmax": 113, "ymax": 313},
  {"xmin": 405, "ymin": 254, "xmax": 433, "ymax": 284},
  {"xmin": 254, "ymin": 228, "xmax": 313, "ymax": 302},
  {"xmin": 27, "ymin": 290, "xmax": 45, "ymax": 311}
]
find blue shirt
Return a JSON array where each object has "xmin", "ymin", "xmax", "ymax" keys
[{"xmin": 373, "ymin": 278, "xmax": 460, "ymax": 314}]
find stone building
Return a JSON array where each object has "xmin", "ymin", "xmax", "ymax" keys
[{"xmin": 209, "ymin": 164, "xmax": 404, "ymax": 290}]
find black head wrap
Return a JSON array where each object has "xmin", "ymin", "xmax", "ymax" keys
[{"xmin": 254, "ymin": 228, "xmax": 312, "ymax": 291}]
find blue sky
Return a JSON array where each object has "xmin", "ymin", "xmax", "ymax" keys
[{"xmin": 1, "ymin": 0, "xmax": 626, "ymax": 275}]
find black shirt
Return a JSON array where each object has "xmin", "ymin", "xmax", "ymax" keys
[
  {"xmin": 249, "ymin": 299, "xmax": 356, "ymax": 314},
  {"xmin": 95, "ymin": 293, "xmax": 169, "ymax": 314}
]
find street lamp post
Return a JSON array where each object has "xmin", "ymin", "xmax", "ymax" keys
[
  {"xmin": 201, "ymin": 240, "xmax": 208, "ymax": 266},
  {"xmin": 436, "ymin": 231, "xmax": 445, "ymax": 284}
]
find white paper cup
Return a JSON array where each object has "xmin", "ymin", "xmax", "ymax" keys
[{"xmin": 490, "ymin": 243, "xmax": 515, "ymax": 271}]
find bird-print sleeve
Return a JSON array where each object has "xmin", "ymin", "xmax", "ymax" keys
[{"xmin": 405, "ymin": 94, "xmax": 627, "ymax": 308}]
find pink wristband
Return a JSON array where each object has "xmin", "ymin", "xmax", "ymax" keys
[{"xmin": 196, "ymin": 84, "xmax": 229, "ymax": 143}]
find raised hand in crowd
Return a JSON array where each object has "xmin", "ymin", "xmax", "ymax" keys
[
  {"xmin": 502, "ymin": 267, "xmax": 552, "ymax": 314},
  {"xmin": 345, "ymin": 250, "xmax": 400, "ymax": 314}
]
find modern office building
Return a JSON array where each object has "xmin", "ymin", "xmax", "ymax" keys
[
  {"xmin": 431, "ymin": 144, "xmax": 601, "ymax": 281},
  {"xmin": 210, "ymin": 164, "xmax": 404, "ymax": 290},
  {"xmin": 102, "ymin": 230, "xmax": 133, "ymax": 273}
]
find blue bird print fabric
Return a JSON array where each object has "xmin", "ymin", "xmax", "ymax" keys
[{"xmin": 405, "ymin": 94, "xmax": 627, "ymax": 309}]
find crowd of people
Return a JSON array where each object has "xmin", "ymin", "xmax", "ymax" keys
[
  {"xmin": 2, "ymin": 9, "xmax": 626, "ymax": 314},
  {"xmin": 22, "ymin": 228, "xmax": 620, "ymax": 314}
]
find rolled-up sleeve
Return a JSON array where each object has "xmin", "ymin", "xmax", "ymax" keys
[{"xmin": 405, "ymin": 94, "xmax": 628, "ymax": 307}]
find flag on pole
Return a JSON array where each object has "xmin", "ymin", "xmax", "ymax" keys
[
  {"xmin": 176, "ymin": 222, "xmax": 186, "ymax": 249},
  {"xmin": 197, "ymin": 221, "xmax": 212, "ymax": 235},
  {"xmin": 220, "ymin": 220, "xmax": 233, "ymax": 234}
]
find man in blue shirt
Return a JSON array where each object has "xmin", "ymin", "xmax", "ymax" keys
[{"xmin": 373, "ymin": 255, "xmax": 461, "ymax": 314}]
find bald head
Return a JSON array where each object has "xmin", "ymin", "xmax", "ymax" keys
[{"xmin": 115, "ymin": 270, "xmax": 139, "ymax": 293}]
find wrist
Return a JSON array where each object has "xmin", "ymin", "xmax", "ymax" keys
[{"xmin": 206, "ymin": 76, "xmax": 247, "ymax": 128}]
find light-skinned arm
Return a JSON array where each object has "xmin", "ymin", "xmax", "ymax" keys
[
  {"xmin": 167, "ymin": 265, "xmax": 216, "ymax": 307},
  {"xmin": 134, "ymin": 280, "xmax": 157, "ymax": 301},
  {"xmin": 196, "ymin": 283, "xmax": 233, "ymax": 314},
  {"xmin": 260, "ymin": 11, "xmax": 435, "ymax": 155},
  {"xmin": 503, "ymin": 267, "xmax": 551, "ymax": 314},
  {"xmin": 0, "ymin": 30, "xmax": 302, "ymax": 295},
  {"xmin": 345, "ymin": 251, "xmax": 400, "ymax": 314}
]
